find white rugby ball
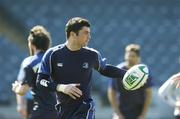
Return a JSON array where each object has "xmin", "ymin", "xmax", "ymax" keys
[{"xmin": 123, "ymin": 64, "xmax": 149, "ymax": 90}]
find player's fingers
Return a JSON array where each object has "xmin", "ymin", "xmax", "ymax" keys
[
  {"xmin": 12, "ymin": 83, "xmax": 15, "ymax": 87},
  {"xmin": 68, "ymin": 93, "xmax": 76, "ymax": 100},
  {"xmin": 71, "ymin": 89, "xmax": 82, "ymax": 98},
  {"xmin": 71, "ymin": 91, "xmax": 81, "ymax": 98},
  {"xmin": 14, "ymin": 81, "xmax": 21, "ymax": 86},
  {"xmin": 72, "ymin": 87, "xmax": 82, "ymax": 96},
  {"xmin": 14, "ymin": 81, "xmax": 19, "ymax": 84},
  {"xmin": 12, "ymin": 82, "xmax": 16, "ymax": 87},
  {"xmin": 69, "ymin": 87, "xmax": 81, "ymax": 97},
  {"xmin": 12, "ymin": 83, "xmax": 17, "ymax": 91}
]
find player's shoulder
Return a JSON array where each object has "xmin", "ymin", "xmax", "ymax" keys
[
  {"xmin": 48, "ymin": 44, "xmax": 65, "ymax": 53},
  {"xmin": 117, "ymin": 62, "xmax": 127, "ymax": 69},
  {"xmin": 21, "ymin": 56, "xmax": 34, "ymax": 68},
  {"xmin": 44, "ymin": 44, "xmax": 65, "ymax": 57}
]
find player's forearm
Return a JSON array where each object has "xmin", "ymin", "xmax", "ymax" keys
[
  {"xmin": 99, "ymin": 64, "xmax": 126, "ymax": 79},
  {"xmin": 141, "ymin": 88, "xmax": 152, "ymax": 116},
  {"xmin": 16, "ymin": 94, "xmax": 27, "ymax": 119},
  {"xmin": 36, "ymin": 73, "xmax": 57, "ymax": 92},
  {"xmin": 16, "ymin": 94, "xmax": 25, "ymax": 106},
  {"xmin": 158, "ymin": 79, "xmax": 177, "ymax": 106}
]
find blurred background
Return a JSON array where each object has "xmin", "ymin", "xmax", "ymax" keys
[{"xmin": 0, "ymin": 0, "xmax": 179, "ymax": 118}]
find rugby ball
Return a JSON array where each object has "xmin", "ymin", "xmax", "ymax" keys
[{"xmin": 123, "ymin": 64, "xmax": 149, "ymax": 90}]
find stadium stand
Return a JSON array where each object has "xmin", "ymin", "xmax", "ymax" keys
[
  {"xmin": 1, "ymin": 0, "xmax": 180, "ymax": 86},
  {"xmin": 0, "ymin": 36, "xmax": 26, "ymax": 104}
]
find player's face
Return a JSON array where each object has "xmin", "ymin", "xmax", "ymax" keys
[
  {"xmin": 76, "ymin": 26, "xmax": 91, "ymax": 47},
  {"xmin": 125, "ymin": 51, "xmax": 140, "ymax": 66}
]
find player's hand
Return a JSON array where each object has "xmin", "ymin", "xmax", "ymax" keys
[
  {"xmin": 57, "ymin": 83, "xmax": 82, "ymax": 100},
  {"xmin": 113, "ymin": 113, "xmax": 125, "ymax": 119},
  {"xmin": 12, "ymin": 81, "xmax": 21, "ymax": 92},
  {"xmin": 176, "ymin": 101, "xmax": 180, "ymax": 107}
]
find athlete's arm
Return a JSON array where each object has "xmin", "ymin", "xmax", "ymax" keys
[
  {"xmin": 12, "ymin": 60, "xmax": 32, "ymax": 96},
  {"xmin": 36, "ymin": 73, "xmax": 57, "ymax": 91},
  {"xmin": 139, "ymin": 75, "xmax": 153, "ymax": 119},
  {"xmin": 108, "ymin": 81, "xmax": 124, "ymax": 118},
  {"xmin": 99, "ymin": 64, "xmax": 126, "ymax": 79},
  {"xmin": 94, "ymin": 51, "xmax": 126, "ymax": 79},
  {"xmin": 36, "ymin": 73, "xmax": 82, "ymax": 99},
  {"xmin": 36, "ymin": 48, "xmax": 59, "ymax": 91},
  {"xmin": 16, "ymin": 94, "xmax": 27, "ymax": 119},
  {"xmin": 138, "ymin": 87, "xmax": 152, "ymax": 119},
  {"xmin": 12, "ymin": 59, "xmax": 30, "ymax": 119},
  {"xmin": 12, "ymin": 81, "xmax": 30, "ymax": 96},
  {"xmin": 158, "ymin": 73, "xmax": 180, "ymax": 107}
]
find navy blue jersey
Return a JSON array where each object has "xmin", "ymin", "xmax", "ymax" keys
[
  {"xmin": 38, "ymin": 44, "xmax": 126, "ymax": 106},
  {"xmin": 18, "ymin": 51, "xmax": 57, "ymax": 110},
  {"xmin": 109, "ymin": 62, "xmax": 153, "ymax": 113}
]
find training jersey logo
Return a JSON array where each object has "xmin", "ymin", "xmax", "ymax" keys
[
  {"xmin": 57, "ymin": 63, "xmax": 63, "ymax": 67},
  {"xmin": 82, "ymin": 62, "xmax": 89, "ymax": 69},
  {"xmin": 40, "ymin": 79, "xmax": 50, "ymax": 87}
]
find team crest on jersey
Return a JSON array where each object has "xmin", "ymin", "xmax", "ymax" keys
[
  {"xmin": 82, "ymin": 62, "xmax": 89, "ymax": 69},
  {"xmin": 57, "ymin": 63, "xmax": 63, "ymax": 67}
]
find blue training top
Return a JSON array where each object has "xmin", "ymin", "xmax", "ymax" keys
[
  {"xmin": 18, "ymin": 51, "xmax": 57, "ymax": 110},
  {"xmin": 37, "ymin": 44, "xmax": 126, "ymax": 106}
]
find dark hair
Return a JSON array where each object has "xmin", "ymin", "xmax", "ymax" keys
[
  {"xmin": 28, "ymin": 25, "xmax": 51, "ymax": 51},
  {"xmin": 65, "ymin": 17, "xmax": 90, "ymax": 38},
  {"xmin": 125, "ymin": 44, "xmax": 140, "ymax": 56}
]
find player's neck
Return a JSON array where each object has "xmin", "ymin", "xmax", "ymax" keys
[
  {"xmin": 65, "ymin": 41, "xmax": 81, "ymax": 51},
  {"xmin": 126, "ymin": 62, "xmax": 139, "ymax": 69},
  {"xmin": 34, "ymin": 49, "xmax": 42, "ymax": 55}
]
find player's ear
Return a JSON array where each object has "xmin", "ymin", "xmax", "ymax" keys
[{"xmin": 70, "ymin": 31, "xmax": 77, "ymax": 37}]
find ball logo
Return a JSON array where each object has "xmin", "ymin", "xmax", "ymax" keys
[
  {"xmin": 57, "ymin": 63, "xmax": 63, "ymax": 67},
  {"xmin": 126, "ymin": 72, "xmax": 139, "ymax": 86}
]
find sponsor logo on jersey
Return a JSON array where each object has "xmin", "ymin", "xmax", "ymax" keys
[
  {"xmin": 82, "ymin": 62, "xmax": 89, "ymax": 69},
  {"xmin": 57, "ymin": 63, "xmax": 63, "ymax": 67},
  {"xmin": 40, "ymin": 79, "xmax": 50, "ymax": 87}
]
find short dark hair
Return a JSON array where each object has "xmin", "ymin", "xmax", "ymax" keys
[
  {"xmin": 65, "ymin": 17, "xmax": 90, "ymax": 38},
  {"xmin": 125, "ymin": 44, "xmax": 140, "ymax": 56},
  {"xmin": 28, "ymin": 25, "xmax": 51, "ymax": 51}
]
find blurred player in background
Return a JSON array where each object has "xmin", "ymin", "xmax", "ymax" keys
[
  {"xmin": 36, "ymin": 17, "xmax": 127, "ymax": 119},
  {"xmin": 12, "ymin": 25, "xmax": 58, "ymax": 119},
  {"xmin": 108, "ymin": 44, "xmax": 153, "ymax": 119},
  {"xmin": 158, "ymin": 73, "xmax": 180, "ymax": 119}
]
